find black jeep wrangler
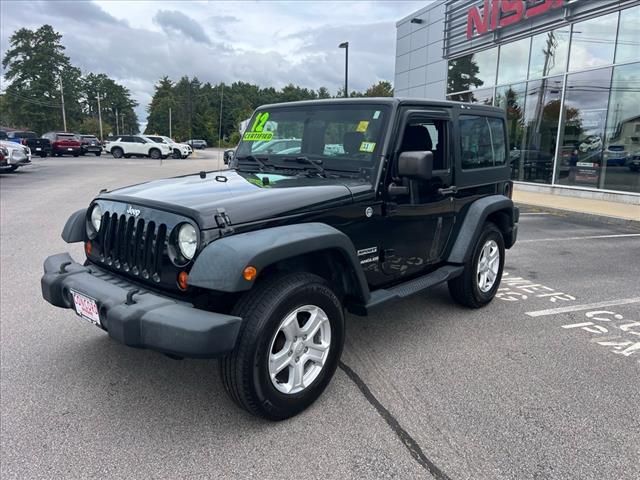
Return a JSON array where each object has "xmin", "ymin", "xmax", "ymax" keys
[{"xmin": 41, "ymin": 98, "xmax": 518, "ymax": 420}]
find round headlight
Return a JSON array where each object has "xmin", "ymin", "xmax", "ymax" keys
[
  {"xmin": 90, "ymin": 204, "xmax": 102, "ymax": 231},
  {"xmin": 177, "ymin": 223, "xmax": 197, "ymax": 260}
]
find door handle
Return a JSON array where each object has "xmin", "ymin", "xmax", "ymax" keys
[{"xmin": 438, "ymin": 186, "xmax": 457, "ymax": 196}]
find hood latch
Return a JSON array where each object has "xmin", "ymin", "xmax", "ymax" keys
[{"xmin": 215, "ymin": 208, "xmax": 234, "ymax": 235}]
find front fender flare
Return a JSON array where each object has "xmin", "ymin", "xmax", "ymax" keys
[
  {"xmin": 188, "ymin": 223, "xmax": 370, "ymax": 302},
  {"xmin": 61, "ymin": 208, "xmax": 87, "ymax": 243}
]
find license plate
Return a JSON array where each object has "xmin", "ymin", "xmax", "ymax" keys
[
  {"xmin": 71, "ymin": 290, "xmax": 100, "ymax": 326},
  {"xmin": 67, "ymin": 148, "xmax": 73, "ymax": 151},
  {"xmin": 36, "ymin": 147, "xmax": 42, "ymax": 151}
]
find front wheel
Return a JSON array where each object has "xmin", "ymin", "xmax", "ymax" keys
[
  {"xmin": 448, "ymin": 222, "xmax": 505, "ymax": 308},
  {"xmin": 172, "ymin": 149, "xmax": 181, "ymax": 159},
  {"xmin": 220, "ymin": 273, "xmax": 344, "ymax": 420}
]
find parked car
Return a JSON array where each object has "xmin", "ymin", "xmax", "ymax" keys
[
  {"xmin": 146, "ymin": 135, "xmax": 192, "ymax": 159},
  {"xmin": 42, "ymin": 132, "xmax": 82, "ymax": 157},
  {"xmin": 41, "ymin": 98, "xmax": 519, "ymax": 420},
  {"xmin": 186, "ymin": 139, "xmax": 207, "ymax": 149},
  {"xmin": 104, "ymin": 135, "xmax": 172, "ymax": 159},
  {"xmin": 76, "ymin": 135, "xmax": 102, "ymax": 156},
  {"xmin": 0, "ymin": 140, "xmax": 32, "ymax": 172},
  {"xmin": 0, "ymin": 130, "xmax": 8, "ymax": 140},
  {"xmin": 602, "ymin": 145, "xmax": 630, "ymax": 167},
  {"xmin": 7, "ymin": 130, "xmax": 52, "ymax": 157},
  {"xmin": 578, "ymin": 135, "xmax": 602, "ymax": 153}
]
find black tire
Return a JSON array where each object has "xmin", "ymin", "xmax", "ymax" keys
[
  {"xmin": 3, "ymin": 165, "xmax": 19, "ymax": 173},
  {"xmin": 220, "ymin": 272, "xmax": 345, "ymax": 420},
  {"xmin": 149, "ymin": 148, "xmax": 161, "ymax": 159},
  {"xmin": 73, "ymin": 153, "xmax": 79, "ymax": 157},
  {"xmin": 111, "ymin": 147, "xmax": 124, "ymax": 159},
  {"xmin": 39, "ymin": 153, "xmax": 47, "ymax": 158},
  {"xmin": 172, "ymin": 149, "xmax": 181, "ymax": 159},
  {"xmin": 448, "ymin": 222, "xmax": 505, "ymax": 308},
  {"xmin": 124, "ymin": 154, "xmax": 131, "ymax": 158},
  {"xmin": 95, "ymin": 152, "xmax": 101, "ymax": 157}
]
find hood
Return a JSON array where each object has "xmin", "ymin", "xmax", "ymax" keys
[
  {"xmin": 99, "ymin": 169, "xmax": 372, "ymax": 229},
  {"xmin": 0, "ymin": 140, "xmax": 28, "ymax": 153}
]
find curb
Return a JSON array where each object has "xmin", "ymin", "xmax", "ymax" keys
[{"xmin": 516, "ymin": 202, "xmax": 640, "ymax": 229}]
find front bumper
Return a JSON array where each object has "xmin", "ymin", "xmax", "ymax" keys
[{"xmin": 41, "ymin": 253, "xmax": 242, "ymax": 358}]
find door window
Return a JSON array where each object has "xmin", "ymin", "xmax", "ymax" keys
[
  {"xmin": 459, "ymin": 115, "xmax": 506, "ymax": 169},
  {"xmin": 399, "ymin": 119, "xmax": 447, "ymax": 170}
]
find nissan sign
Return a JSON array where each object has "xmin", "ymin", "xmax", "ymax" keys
[{"xmin": 467, "ymin": 0, "xmax": 565, "ymax": 39}]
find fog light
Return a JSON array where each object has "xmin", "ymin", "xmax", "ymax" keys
[
  {"xmin": 85, "ymin": 241, "xmax": 92, "ymax": 256},
  {"xmin": 243, "ymin": 266, "xmax": 257, "ymax": 281},
  {"xmin": 177, "ymin": 271, "xmax": 189, "ymax": 290}
]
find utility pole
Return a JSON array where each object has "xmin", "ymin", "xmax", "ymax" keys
[
  {"xmin": 121, "ymin": 112, "xmax": 125, "ymax": 134},
  {"xmin": 115, "ymin": 108, "xmax": 119, "ymax": 136},
  {"xmin": 97, "ymin": 92, "xmax": 104, "ymax": 142},
  {"xmin": 59, "ymin": 76, "xmax": 67, "ymax": 131},
  {"xmin": 218, "ymin": 83, "xmax": 224, "ymax": 149},
  {"xmin": 169, "ymin": 107, "xmax": 172, "ymax": 138}
]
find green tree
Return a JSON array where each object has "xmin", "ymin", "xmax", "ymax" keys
[
  {"xmin": 447, "ymin": 56, "xmax": 483, "ymax": 95},
  {"xmin": 2, "ymin": 25, "xmax": 83, "ymax": 133},
  {"xmin": 364, "ymin": 81, "xmax": 394, "ymax": 97}
]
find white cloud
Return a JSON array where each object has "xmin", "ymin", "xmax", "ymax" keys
[{"xmin": 1, "ymin": 0, "xmax": 427, "ymax": 126}]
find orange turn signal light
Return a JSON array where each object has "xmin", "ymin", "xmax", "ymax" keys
[
  {"xmin": 84, "ymin": 241, "xmax": 92, "ymax": 256},
  {"xmin": 243, "ymin": 266, "xmax": 257, "ymax": 281},
  {"xmin": 177, "ymin": 271, "xmax": 189, "ymax": 290}
]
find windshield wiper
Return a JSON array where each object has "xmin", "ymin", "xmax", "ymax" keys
[
  {"xmin": 282, "ymin": 156, "xmax": 326, "ymax": 177},
  {"xmin": 235, "ymin": 155, "xmax": 270, "ymax": 170}
]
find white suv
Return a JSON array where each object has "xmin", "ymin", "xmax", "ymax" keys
[
  {"xmin": 146, "ymin": 135, "xmax": 192, "ymax": 159},
  {"xmin": 104, "ymin": 135, "xmax": 172, "ymax": 159}
]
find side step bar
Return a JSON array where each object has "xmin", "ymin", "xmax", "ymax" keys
[{"xmin": 361, "ymin": 265, "xmax": 464, "ymax": 312}]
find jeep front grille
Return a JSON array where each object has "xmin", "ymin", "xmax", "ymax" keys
[{"xmin": 98, "ymin": 212, "xmax": 167, "ymax": 282}]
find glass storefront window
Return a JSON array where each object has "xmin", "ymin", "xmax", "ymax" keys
[
  {"xmin": 447, "ymin": 89, "xmax": 494, "ymax": 104},
  {"xmin": 447, "ymin": 47, "xmax": 498, "ymax": 94},
  {"xmin": 529, "ymin": 28, "xmax": 570, "ymax": 79},
  {"xmin": 556, "ymin": 67, "xmax": 613, "ymax": 188},
  {"xmin": 514, "ymin": 76, "xmax": 563, "ymax": 184},
  {"xmin": 498, "ymin": 38, "xmax": 531, "ymax": 85},
  {"xmin": 615, "ymin": 6, "xmax": 640, "ymax": 64},
  {"xmin": 602, "ymin": 62, "xmax": 640, "ymax": 193},
  {"xmin": 496, "ymin": 83, "xmax": 527, "ymax": 154},
  {"xmin": 568, "ymin": 13, "xmax": 618, "ymax": 72}
]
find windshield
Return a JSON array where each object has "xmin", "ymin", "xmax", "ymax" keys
[
  {"xmin": 235, "ymin": 104, "xmax": 390, "ymax": 173},
  {"xmin": 15, "ymin": 131, "xmax": 37, "ymax": 138}
]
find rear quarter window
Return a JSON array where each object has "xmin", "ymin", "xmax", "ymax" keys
[{"xmin": 460, "ymin": 115, "xmax": 506, "ymax": 169}]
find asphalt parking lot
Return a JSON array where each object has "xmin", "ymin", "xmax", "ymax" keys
[{"xmin": 1, "ymin": 154, "xmax": 639, "ymax": 480}]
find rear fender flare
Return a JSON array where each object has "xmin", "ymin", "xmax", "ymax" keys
[
  {"xmin": 188, "ymin": 223, "xmax": 370, "ymax": 303},
  {"xmin": 447, "ymin": 195, "xmax": 515, "ymax": 264}
]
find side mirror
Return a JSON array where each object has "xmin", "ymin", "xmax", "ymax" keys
[
  {"xmin": 223, "ymin": 149, "xmax": 235, "ymax": 165},
  {"xmin": 397, "ymin": 151, "xmax": 433, "ymax": 181}
]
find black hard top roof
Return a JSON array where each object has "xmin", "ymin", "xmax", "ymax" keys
[{"xmin": 257, "ymin": 97, "xmax": 502, "ymax": 114}]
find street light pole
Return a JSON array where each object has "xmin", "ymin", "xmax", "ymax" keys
[{"xmin": 339, "ymin": 42, "xmax": 349, "ymax": 98}]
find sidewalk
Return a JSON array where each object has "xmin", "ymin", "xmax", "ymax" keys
[{"xmin": 513, "ymin": 188, "xmax": 640, "ymax": 223}]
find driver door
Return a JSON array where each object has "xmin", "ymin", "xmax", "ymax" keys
[{"xmin": 381, "ymin": 111, "xmax": 456, "ymax": 279}]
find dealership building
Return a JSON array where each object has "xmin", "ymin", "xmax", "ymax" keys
[{"xmin": 395, "ymin": 0, "xmax": 640, "ymax": 201}]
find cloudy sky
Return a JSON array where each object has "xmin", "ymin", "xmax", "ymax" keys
[{"xmin": 0, "ymin": 0, "xmax": 426, "ymax": 129}]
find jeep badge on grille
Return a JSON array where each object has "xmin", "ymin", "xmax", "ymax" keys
[{"xmin": 126, "ymin": 205, "xmax": 141, "ymax": 217}]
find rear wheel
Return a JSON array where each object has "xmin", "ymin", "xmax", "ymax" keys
[
  {"xmin": 220, "ymin": 273, "xmax": 344, "ymax": 420},
  {"xmin": 94, "ymin": 151, "xmax": 101, "ymax": 157},
  {"xmin": 149, "ymin": 148, "xmax": 161, "ymax": 159},
  {"xmin": 111, "ymin": 147, "xmax": 123, "ymax": 158},
  {"xmin": 448, "ymin": 222, "xmax": 505, "ymax": 308}
]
